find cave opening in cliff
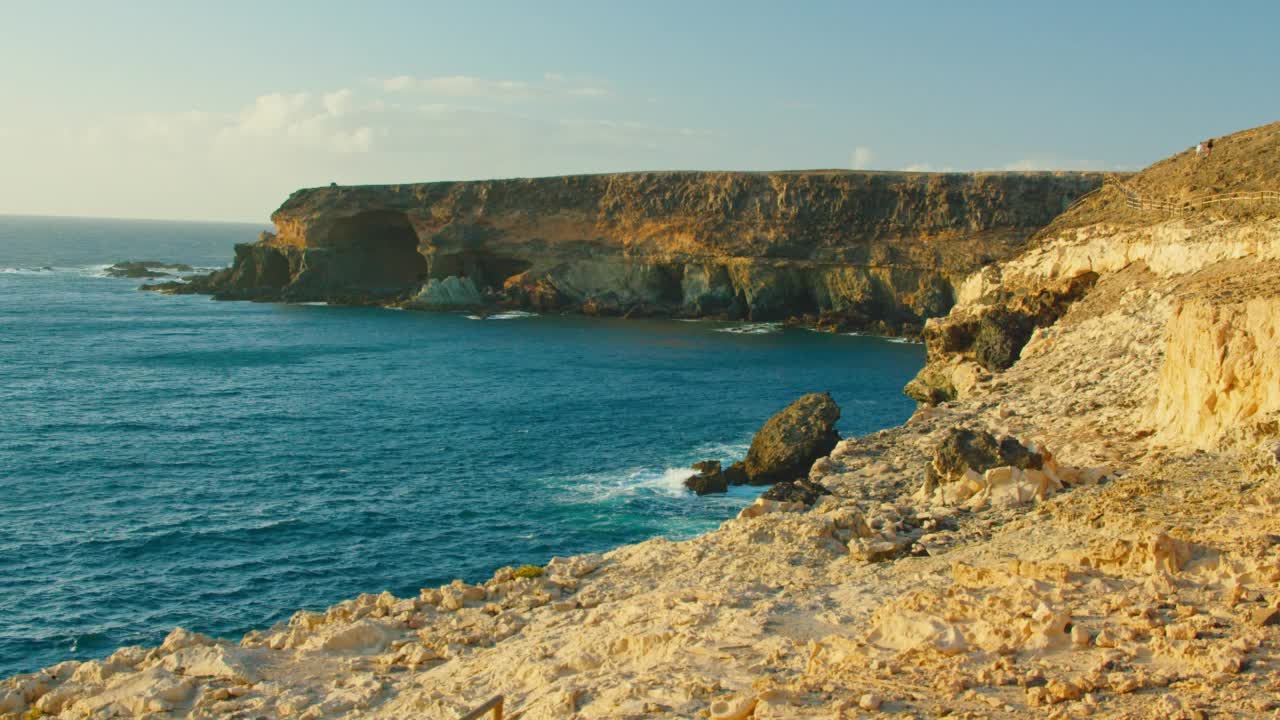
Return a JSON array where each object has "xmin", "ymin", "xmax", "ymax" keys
[{"xmin": 328, "ymin": 211, "xmax": 428, "ymax": 292}]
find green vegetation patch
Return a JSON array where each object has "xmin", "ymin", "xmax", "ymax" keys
[{"xmin": 513, "ymin": 564, "xmax": 545, "ymax": 579}]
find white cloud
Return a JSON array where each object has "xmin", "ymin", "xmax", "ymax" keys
[
  {"xmin": 236, "ymin": 93, "xmax": 310, "ymax": 135},
  {"xmin": 217, "ymin": 91, "xmax": 373, "ymax": 152},
  {"xmin": 1000, "ymin": 155, "xmax": 1106, "ymax": 171},
  {"xmin": 850, "ymin": 146, "xmax": 875, "ymax": 170},
  {"xmin": 380, "ymin": 74, "xmax": 535, "ymax": 102},
  {"xmin": 381, "ymin": 75, "xmax": 416, "ymax": 92},
  {"xmin": 380, "ymin": 73, "xmax": 610, "ymax": 102},
  {"xmin": 902, "ymin": 162, "xmax": 956, "ymax": 172},
  {"xmin": 566, "ymin": 86, "xmax": 610, "ymax": 98},
  {"xmin": 323, "ymin": 89, "xmax": 354, "ymax": 116},
  {"xmin": 3, "ymin": 72, "xmax": 716, "ymax": 220}
]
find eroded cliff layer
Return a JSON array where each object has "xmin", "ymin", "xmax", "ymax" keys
[{"xmin": 161, "ymin": 171, "xmax": 1103, "ymax": 333}]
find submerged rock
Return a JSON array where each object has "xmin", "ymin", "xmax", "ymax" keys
[
  {"xmin": 743, "ymin": 393, "xmax": 841, "ymax": 485},
  {"xmin": 106, "ymin": 260, "xmax": 195, "ymax": 278},
  {"xmin": 684, "ymin": 460, "xmax": 729, "ymax": 496}
]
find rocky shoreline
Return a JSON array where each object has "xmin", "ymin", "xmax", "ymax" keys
[
  {"xmin": 143, "ymin": 170, "xmax": 1104, "ymax": 339},
  {"xmin": 6, "ymin": 123, "xmax": 1280, "ymax": 719}
]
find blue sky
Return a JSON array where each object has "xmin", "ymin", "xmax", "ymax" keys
[{"xmin": 2, "ymin": 0, "xmax": 1277, "ymax": 221}]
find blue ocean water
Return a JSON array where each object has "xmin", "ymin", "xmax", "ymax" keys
[{"xmin": 0, "ymin": 214, "xmax": 923, "ymax": 677}]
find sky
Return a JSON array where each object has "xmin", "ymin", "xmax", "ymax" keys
[{"xmin": 2, "ymin": 1, "xmax": 1277, "ymax": 222}]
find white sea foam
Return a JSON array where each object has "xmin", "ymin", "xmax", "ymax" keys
[
  {"xmin": 560, "ymin": 465, "xmax": 700, "ymax": 502},
  {"xmin": 487, "ymin": 310, "xmax": 539, "ymax": 320},
  {"xmin": 713, "ymin": 322, "xmax": 781, "ymax": 335},
  {"xmin": 885, "ymin": 336, "xmax": 923, "ymax": 344},
  {"xmin": 468, "ymin": 310, "xmax": 539, "ymax": 321},
  {"xmin": 693, "ymin": 438, "xmax": 751, "ymax": 460},
  {"xmin": 299, "ymin": 301, "xmax": 330, "ymax": 307}
]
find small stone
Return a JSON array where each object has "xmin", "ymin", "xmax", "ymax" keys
[
  {"xmin": 859, "ymin": 693, "xmax": 882, "ymax": 711},
  {"xmin": 1071, "ymin": 625, "xmax": 1090, "ymax": 648},
  {"xmin": 1250, "ymin": 606, "xmax": 1280, "ymax": 627}
]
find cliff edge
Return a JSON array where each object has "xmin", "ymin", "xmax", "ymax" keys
[{"xmin": 154, "ymin": 171, "xmax": 1103, "ymax": 335}]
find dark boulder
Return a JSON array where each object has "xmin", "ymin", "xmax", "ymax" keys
[
  {"xmin": 933, "ymin": 427, "xmax": 1042, "ymax": 480},
  {"xmin": 683, "ymin": 460, "xmax": 729, "ymax": 495},
  {"xmin": 761, "ymin": 478, "xmax": 831, "ymax": 505},
  {"xmin": 933, "ymin": 428, "xmax": 1005, "ymax": 480},
  {"xmin": 973, "ymin": 308, "xmax": 1036, "ymax": 371},
  {"xmin": 743, "ymin": 393, "xmax": 842, "ymax": 485},
  {"xmin": 723, "ymin": 461, "xmax": 748, "ymax": 486},
  {"xmin": 998, "ymin": 435, "xmax": 1044, "ymax": 470}
]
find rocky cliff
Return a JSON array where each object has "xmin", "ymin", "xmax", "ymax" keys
[{"xmin": 156, "ymin": 171, "xmax": 1103, "ymax": 334}]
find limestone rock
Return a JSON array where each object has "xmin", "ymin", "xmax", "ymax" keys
[
  {"xmin": 145, "ymin": 171, "xmax": 1103, "ymax": 326},
  {"xmin": 743, "ymin": 393, "xmax": 841, "ymax": 485},
  {"xmin": 405, "ymin": 276, "xmax": 483, "ymax": 307}
]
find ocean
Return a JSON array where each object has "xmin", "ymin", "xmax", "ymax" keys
[{"xmin": 0, "ymin": 214, "xmax": 923, "ymax": 676}]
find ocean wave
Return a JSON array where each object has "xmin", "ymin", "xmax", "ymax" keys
[
  {"xmin": 3, "ymin": 263, "xmax": 220, "ymax": 278},
  {"xmin": 692, "ymin": 438, "xmax": 751, "ymax": 460},
  {"xmin": 839, "ymin": 331, "xmax": 923, "ymax": 345},
  {"xmin": 299, "ymin": 301, "xmax": 329, "ymax": 307},
  {"xmin": 559, "ymin": 465, "xmax": 700, "ymax": 502},
  {"xmin": 467, "ymin": 310, "xmax": 539, "ymax": 320},
  {"xmin": 713, "ymin": 322, "xmax": 781, "ymax": 335}
]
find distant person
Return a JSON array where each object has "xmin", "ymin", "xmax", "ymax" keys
[
  {"xmin": 1205, "ymin": 138, "xmax": 1215, "ymax": 158},
  {"xmin": 1195, "ymin": 141, "xmax": 1205, "ymax": 159}
]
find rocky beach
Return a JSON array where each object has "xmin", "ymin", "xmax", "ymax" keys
[{"xmin": 5, "ymin": 121, "xmax": 1280, "ymax": 719}]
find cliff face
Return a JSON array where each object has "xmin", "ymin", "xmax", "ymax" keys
[{"xmin": 165, "ymin": 171, "xmax": 1103, "ymax": 333}]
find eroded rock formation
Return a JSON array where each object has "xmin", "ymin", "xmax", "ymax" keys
[{"xmin": 151, "ymin": 171, "xmax": 1103, "ymax": 334}]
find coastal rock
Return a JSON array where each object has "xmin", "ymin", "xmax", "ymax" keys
[
  {"xmin": 684, "ymin": 460, "xmax": 729, "ymax": 495},
  {"xmin": 405, "ymin": 276, "xmax": 483, "ymax": 307},
  {"xmin": 149, "ymin": 171, "xmax": 1104, "ymax": 329},
  {"xmin": 931, "ymin": 427, "xmax": 1040, "ymax": 482},
  {"xmin": 105, "ymin": 260, "xmax": 195, "ymax": 278},
  {"xmin": 760, "ymin": 478, "xmax": 831, "ymax": 505},
  {"xmin": 907, "ymin": 270, "xmax": 1100, "ymax": 402},
  {"xmin": 973, "ymin": 308, "xmax": 1036, "ymax": 371},
  {"xmin": 743, "ymin": 393, "xmax": 842, "ymax": 485}
]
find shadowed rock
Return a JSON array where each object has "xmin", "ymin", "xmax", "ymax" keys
[
  {"xmin": 743, "ymin": 393, "xmax": 841, "ymax": 485},
  {"xmin": 761, "ymin": 478, "xmax": 831, "ymax": 505},
  {"xmin": 932, "ymin": 427, "xmax": 1042, "ymax": 482},
  {"xmin": 684, "ymin": 461, "xmax": 729, "ymax": 496}
]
